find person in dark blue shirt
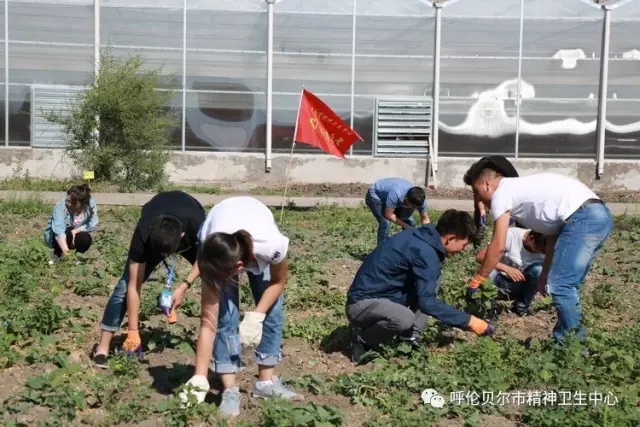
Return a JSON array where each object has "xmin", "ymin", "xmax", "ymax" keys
[
  {"xmin": 346, "ymin": 209, "xmax": 494, "ymax": 363},
  {"xmin": 365, "ymin": 177, "xmax": 431, "ymax": 246}
]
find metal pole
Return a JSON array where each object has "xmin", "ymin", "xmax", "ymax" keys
[
  {"xmin": 431, "ymin": 3, "xmax": 442, "ymax": 173},
  {"xmin": 514, "ymin": 0, "xmax": 524, "ymax": 158},
  {"xmin": 5, "ymin": 0, "xmax": 9, "ymax": 147},
  {"xmin": 181, "ymin": 0, "xmax": 186, "ymax": 152},
  {"xmin": 595, "ymin": 6, "xmax": 611, "ymax": 179},
  {"xmin": 94, "ymin": 0, "xmax": 100, "ymax": 148},
  {"xmin": 265, "ymin": 0, "xmax": 275, "ymax": 172},
  {"xmin": 94, "ymin": 0, "xmax": 100, "ymax": 77},
  {"xmin": 349, "ymin": 0, "xmax": 356, "ymax": 156}
]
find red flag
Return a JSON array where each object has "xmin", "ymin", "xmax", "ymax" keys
[{"xmin": 293, "ymin": 89, "xmax": 364, "ymax": 159}]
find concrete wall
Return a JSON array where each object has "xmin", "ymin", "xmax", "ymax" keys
[{"xmin": 2, "ymin": 148, "xmax": 640, "ymax": 191}]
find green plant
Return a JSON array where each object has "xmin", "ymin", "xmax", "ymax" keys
[
  {"xmin": 258, "ymin": 398, "xmax": 344, "ymax": 427},
  {"xmin": 45, "ymin": 48, "xmax": 179, "ymax": 191}
]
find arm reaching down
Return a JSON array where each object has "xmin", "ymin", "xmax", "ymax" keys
[
  {"xmin": 194, "ymin": 281, "xmax": 220, "ymax": 377},
  {"xmin": 412, "ymin": 255, "xmax": 471, "ymax": 330},
  {"xmin": 413, "ymin": 253, "xmax": 493, "ymax": 336},
  {"xmin": 470, "ymin": 212, "xmax": 511, "ymax": 288},
  {"xmin": 179, "ymin": 280, "xmax": 220, "ymax": 407},
  {"xmin": 383, "ymin": 207, "xmax": 413, "ymax": 230},
  {"xmin": 476, "ymin": 244, "xmax": 524, "ymax": 282}
]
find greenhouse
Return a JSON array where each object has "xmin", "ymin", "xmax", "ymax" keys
[{"xmin": 1, "ymin": 0, "xmax": 639, "ymax": 170}]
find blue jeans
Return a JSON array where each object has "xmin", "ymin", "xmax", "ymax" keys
[
  {"xmin": 100, "ymin": 248, "xmax": 197, "ymax": 332},
  {"xmin": 365, "ymin": 191, "xmax": 416, "ymax": 246},
  {"xmin": 547, "ymin": 202, "xmax": 613, "ymax": 343},
  {"xmin": 100, "ymin": 256, "xmax": 165, "ymax": 332},
  {"xmin": 489, "ymin": 263, "xmax": 542, "ymax": 312},
  {"xmin": 212, "ymin": 267, "xmax": 284, "ymax": 373}
]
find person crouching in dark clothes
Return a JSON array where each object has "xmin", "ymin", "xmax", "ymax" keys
[{"xmin": 345, "ymin": 209, "xmax": 495, "ymax": 363}]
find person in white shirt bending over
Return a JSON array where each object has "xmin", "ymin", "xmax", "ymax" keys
[
  {"xmin": 177, "ymin": 196, "xmax": 302, "ymax": 418},
  {"xmin": 465, "ymin": 163, "xmax": 614, "ymax": 345},
  {"xmin": 475, "ymin": 228, "xmax": 547, "ymax": 317}
]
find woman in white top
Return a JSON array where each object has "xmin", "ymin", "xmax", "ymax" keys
[{"xmin": 178, "ymin": 196, "xmax": 302, "ymax": 417}]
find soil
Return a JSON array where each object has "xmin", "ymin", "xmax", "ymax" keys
[{"xmin": 1, "ymin": 197, "xmax": 638, "ymax": 427}]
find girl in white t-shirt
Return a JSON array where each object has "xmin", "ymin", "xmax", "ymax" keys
[{"xmin": 178, "ymin": 196, "xmax": 301, "ymax": 418}]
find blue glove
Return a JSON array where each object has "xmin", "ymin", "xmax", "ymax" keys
[
  {"xmin": 483, "ymin": 323, "xmax": 495, "ymax": 337},
  {"xmin": 480, "ymin": 214, "xmax": 487, "ymax": 228}
]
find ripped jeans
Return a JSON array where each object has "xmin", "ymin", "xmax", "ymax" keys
[{"xmin": 212, "ymin": 267, "xmax": 284, "ymax": 374}]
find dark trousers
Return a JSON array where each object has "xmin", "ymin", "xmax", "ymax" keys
[
  {"xmin": 346, "ymin": 298, "xmax": 429, "ymax": 348},
  {"xmin": 52, "ymin": 227, "xmax": 93, "ymax": 257}
]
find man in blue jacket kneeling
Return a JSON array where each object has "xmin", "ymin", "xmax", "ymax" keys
[{"xmin": 346, "ymin": 209, "xmax": 494, "ymax": 363}]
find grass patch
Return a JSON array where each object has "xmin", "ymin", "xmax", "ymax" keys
[{"xmin": 0, "ymin": 199, "xmax": 638, "ymax": 426}]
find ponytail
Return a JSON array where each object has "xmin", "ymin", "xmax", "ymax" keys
[
  {"xmin": 232, "ymin": 230, "xmax": 253, "ymax": 264},
  {"xmin": 197, "ymin": 230, "xmax": 254, "ymax": 286}
]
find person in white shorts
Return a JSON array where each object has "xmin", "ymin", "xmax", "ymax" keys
[
  {"xmin": 178, "ymin": 196, "xmax": 302, "ymax": 417},
  {"xmin": 465, "ymin": 166, "xmax": 614, "ymax": 345},
  {"xmin": 475, "ymin": 227, "xmax": 546, "ymax": 316}
]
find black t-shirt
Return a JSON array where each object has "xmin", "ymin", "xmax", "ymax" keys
[{"xmin": 128, "ymin": 191, "xmax": 206, "ymax": 264}]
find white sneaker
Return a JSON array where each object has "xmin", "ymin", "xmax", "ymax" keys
[{"xmin": 252, "ymin": 376, "xmax": 303, "ymax": 401}]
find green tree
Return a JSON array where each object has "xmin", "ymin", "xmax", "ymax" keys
[{"xmin": 46, "ymin": 48, "xmax": 178, "ymax": 191}]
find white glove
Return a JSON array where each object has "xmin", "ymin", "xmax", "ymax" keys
[
  {"xmin": 178, "ymin": 375, "xmax": 210, "ymax": 408},
  {"xmin": 239, "ymin": 311, "xmax": 266, "ymax": 347}
]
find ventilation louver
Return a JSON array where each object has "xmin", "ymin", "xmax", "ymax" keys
[
  {"xmin": 373, "ymin": 97, "xmax": 432, "ymax": 157},
  {"xmin": 31, "ymin": 85, "xmax": 85, "ymax": 148}
]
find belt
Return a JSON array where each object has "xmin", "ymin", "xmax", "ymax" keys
[
  {"xmin": 580, "ymin": 198, "xmax": 604, "ymax": 209},
  {"xmin": 567, "ymin": 198, "xmax": 604, "ymax": 220}
]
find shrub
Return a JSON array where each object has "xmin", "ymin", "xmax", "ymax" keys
[{"xmin": 46, "ymin": 48, "xmax": 179, "ymax": 191}]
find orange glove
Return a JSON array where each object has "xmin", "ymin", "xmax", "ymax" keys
[
  {"xmin": 468, "ymin": 316, "xmax": 494, "ymax": 336},
  {"xmin": 122, "ymin": 330, "xmax": 142, "ymax": 352},
  {"xmin": 167, "ymin": 310, "xmax": 177, "ymax": 324},
  {"xmin": 468, "ymin": 274, "xmax": 486, "ymax": 290},
  {"xmin": 467, "ymin": 274, "xmax": 486, "ymax": 301}
]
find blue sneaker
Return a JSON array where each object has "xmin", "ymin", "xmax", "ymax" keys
[{"xmin": 219, "ymin": 386, "xmax": 241, "ymax": 417}]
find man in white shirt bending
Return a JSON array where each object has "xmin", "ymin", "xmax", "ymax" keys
[
  {"xmin": 464, "ymin": 164, "xmax": 614, "ymax": 345},
  {"xmin": 476, "ymin": 227, "xmax": 546, "ymax": 317}
]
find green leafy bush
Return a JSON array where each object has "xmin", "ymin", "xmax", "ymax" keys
[{"xmin": 46, "ymin": 48, "xmax": 178, "ymax": 191}]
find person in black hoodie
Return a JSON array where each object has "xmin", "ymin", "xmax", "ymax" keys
[{"xmin": 346, "ymin": 209, "xmax": 494, "ymax": 363}]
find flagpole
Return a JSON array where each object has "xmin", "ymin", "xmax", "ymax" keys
[{"xmin": 279, "ymin": 87, "xmax": 305, "ymax": 223}]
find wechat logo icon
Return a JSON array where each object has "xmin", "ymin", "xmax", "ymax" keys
[{"xmin": 421, "ymin": 388, "xmax": 446, "ymax": 408}]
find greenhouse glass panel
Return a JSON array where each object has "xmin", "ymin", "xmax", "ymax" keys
[{"xmin": 185, "ymin": 0, "xmax": 267, "ymax": 152}]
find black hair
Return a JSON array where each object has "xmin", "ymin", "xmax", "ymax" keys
[
  {"xmin": 73, "ymin": 231, "xmax": 93, "ymax": 253},
  {"xmin": 463, "ymin": 156, "xmax": 519, "ymax": 186},
  {"xmin": 67, "ymin": 184, "xmax": 92, "ymax": 209},
  {"xmin": 529, "ymin": 230, "xmax": 546, "ymax": 246},
  {"xmin": 148, "ymin": 215, "xmax": 183, "ymax": 255},
  {"xmin": 405, "ymin": 186, "xmax": 426, "ymax": 207},
  {"xmin": 197, "ymin": 230, "xmax": 254, "ymax": 286},
  {"xmin": 435, "ymin": 209, "xmax": 479, "ymax": 245}
]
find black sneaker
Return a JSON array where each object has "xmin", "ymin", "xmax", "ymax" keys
[
  {"xmin": 511, "ymin": 303, "xmax": 533, "ymax": 317},
  {"xmin": 350, "ymin": 330, "xmax": 371, "ymax": 364},
  {"xmin": 91, "ymin": 344, "xmax": 108, "ymax": 369}
]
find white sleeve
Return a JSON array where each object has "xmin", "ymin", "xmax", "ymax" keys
[
  {"xmin": 490, "ymin": 187, "xmax": 513, "ymax": 220},
  {"xmin": 504, "ymin": 228, "xmax": 517, "ymax": 253},
  {"xmin": 269, "ymin": 234, "xmax": 289, "ymax": 265}
]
